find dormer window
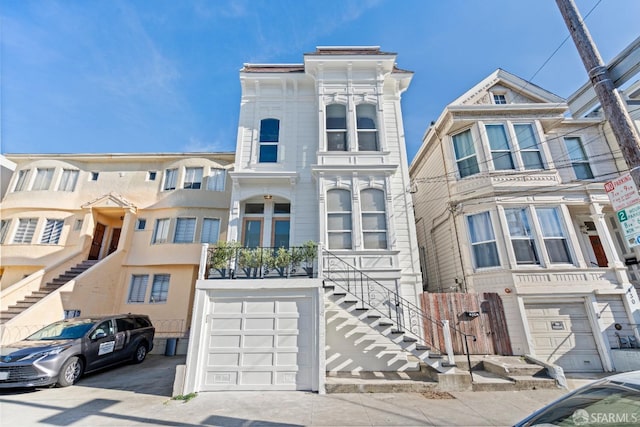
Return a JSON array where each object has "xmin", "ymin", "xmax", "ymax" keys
[
  {"xmin": 326, "ymin": 104, "xmax": 347, "ymax": 151},
  {"xmin": 259, "ymin": 118, "xmax": 279, "ymax": 163},
  {"xmin": 356, "ymin": 104, "xmax": 379, "ymax": 151},
  {"xmin": 493, "ymin": 93, "xmax": 507, "ymax": 104}
]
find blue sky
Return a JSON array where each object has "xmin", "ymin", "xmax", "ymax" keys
[{"xmin": 2, "ymin": 0, "xmax": 639, "ymax": 162}]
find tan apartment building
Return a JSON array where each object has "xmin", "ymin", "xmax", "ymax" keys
[{"xmin": 0, "ymin": 153, "xmax": 234, "ymax": 348}]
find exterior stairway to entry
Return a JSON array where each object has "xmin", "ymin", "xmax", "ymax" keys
[{"xmin": 0, "ymin": 260, "xmax": 98, "ymax": 324}]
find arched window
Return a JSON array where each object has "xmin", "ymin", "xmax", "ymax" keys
[
  {"xmin": 327, "ymin": 189, "xmax": 352, "ymax": 249},
  {"xmin": 326, "ymin": 104, "xmax": 347, "ymax": 151},
  {"xmin": 356, "ymin": 104, "xmax": 378, "ymax": 151},
  {"xmin": 360, "ymin": 189, "xmax": 387, "ymax": 249},
  {"xmin": 259, "ymin": 118, "xmax": 279, "ymax": 163}
]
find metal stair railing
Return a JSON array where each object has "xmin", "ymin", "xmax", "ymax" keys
[{"xmin": 323, "ymin": 249, "xmax": 476, "ymax": 371}]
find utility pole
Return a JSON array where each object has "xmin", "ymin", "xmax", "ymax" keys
[{"xmin": 556, "ymin": 0, "xmax": 640, "ymax": 186}]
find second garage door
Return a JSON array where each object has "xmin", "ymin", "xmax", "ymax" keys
[
  {"xmin": 525, "ymin": 302, "xmax": 603, "ymax": 373},
  {"xmin": 201, "ymin": 292, "xmax": 314, "ymax": 391}
]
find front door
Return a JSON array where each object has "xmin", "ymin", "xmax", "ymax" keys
[
  {"xmin": 89, "ymin": 223, "xmax": 106, "ymax": 260},
  {"xmin": 589, "ymin": 235, "xmax": 608, "ymax": 267},
  {"xmin": 85, "ymin": 319, "xmax": 118, "ymax": 370},
  {"xmin": 108, "ymin": 228, "xmax": 121, "ymax": 255}
]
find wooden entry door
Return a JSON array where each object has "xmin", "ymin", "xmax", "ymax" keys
[
  {"xmin": 89, "ymin": 223, "xmax": 106, "ymax": 260},
  {"xmin": 108, "ymin": 228, "xmax": 121, "ymax": 255},
  {"xmin": 589, "ymin": 235, "xmax": 608, "ymax": 267}
]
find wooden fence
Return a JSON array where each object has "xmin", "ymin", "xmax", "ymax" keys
[{"xmin": 420, "ymin": 292, "xmax": 513, "ymax": 355}]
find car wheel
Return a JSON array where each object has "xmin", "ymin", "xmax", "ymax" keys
[
  {"xmin": 57, "ymin": 356, "xmax": 83, "ymax": 387},
  {"xmin": 132, "ymin": 343, "xmax": 147, "ymax": 364}
]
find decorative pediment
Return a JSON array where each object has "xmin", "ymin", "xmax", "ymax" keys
[
  {"xmin": 450, "ymin": 69, "xmax": 566, "ymax": 107},
  {"xmin": 81, "ymin": 192, "xmax": 137, "ymax": 212}
]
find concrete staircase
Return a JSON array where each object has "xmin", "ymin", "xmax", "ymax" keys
[
  {"xmin": 0, "ymin": 260, "xmax": 98, "ymax": 324},
  {"xmin": 324, "ymin": 283, "xmax": 452, "ymax": 374},
  {"xmin": 455, "ymin": 355, "xmax": 559, "ymax": 391}
]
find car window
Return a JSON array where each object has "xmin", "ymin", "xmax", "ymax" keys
[
  {"xmin": 26, "ymin": 320, "xmax": 96, "ymax": 340},
  {"xmin": 524, "ymin": 384, "xmax": 640, "ymax": 426},
  {"xmin": 90, "ymin": 320, "xmax": 114, "ymax": 339},
  {"xmin": 134, "ymin": 317, "xmax": 151, "ymax": 328},
  {"xmin": 116, "ymin": 317, "xmax": 137, "ymax": 332}
]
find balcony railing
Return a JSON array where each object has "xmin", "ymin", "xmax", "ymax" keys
[{"xmin": 203, "ymin": 243, "xmax": 318, "ymax": 279}]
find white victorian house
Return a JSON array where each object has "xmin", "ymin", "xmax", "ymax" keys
[
  {"xmin": 182, "ymin": 47, "xmax": 450, "ymax": 393},
  {"xmin": 410, "ymin": 69, "xmax": 640, "ymax": 374}
]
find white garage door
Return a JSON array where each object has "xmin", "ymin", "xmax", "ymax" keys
[
  {"xmin": 526, "ymin": 303, "xmax": 603, "ymax": 373},
  {"xmin": 201, "ymin": 293, "xmax": 313, "ymax": 391}
]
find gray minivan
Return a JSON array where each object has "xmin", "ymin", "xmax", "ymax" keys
[{"xmin": 0, "ymin": 314, "xmax": 155, "ymax": 388}]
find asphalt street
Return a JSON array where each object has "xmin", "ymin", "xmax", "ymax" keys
[{"xmin": 0, "ymin": 355, "xmax": 572, "ymax": 426}]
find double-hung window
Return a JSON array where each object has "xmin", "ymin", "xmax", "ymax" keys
[
  {"xmin": 537, "ymin": 207, "xmax": 572, "ymax": 263},
  {"xmin": 32, "ymin": 168, "xmax": 54, "ymax": 191},
  {"xmin": 163, "ymin": 168, "xmax": 177, "ymax": 190},
  {"xmin": 41, "ymin": 219, "xmax": 64, "ymax": 244},
  {"xmin": 514, "ymin": 124, "xmax": 543, "ymax": 170},
  {"xmin": 152, "ymin": 218, "xmax": 170, "ymax": 244},
  {"xmin": 174, "ymin": 217, "xmax": 196, "ymax": 243},
  {"xmin": 356, "ymin": 104, "xmax": 378, "ymax": 151},
  {"xmin": 564, "ymin": 137, "xmax": 593, "ymax": 179},
  {"xmin": 201, "ymin": 218, "xmax": 220, "ymax": 244},
  {"xmin": 360, "ymin": 189, "xmax": 387, "ymax": 249},
  {"xmin": 258, "ymin": 118, "xmax": 279, "ymax": 163},
  {"xmin": 326, "ymin": 104, "xmax": 347, "ymax": 151},
  {"xmin": 57, "ymin": 169, "xmax": 79, "ymax": 191},
  {"xmin": 13, "ymin": 169, "xmax": 29, "ymax": 192},
  {"xmin": 486, "ymin": 124, "xmax": 515, "ymax": 170},
  {"xmin": 127, "ymin": 275, "xmax": 149, "ymax": 303},
  {"xmin": 327, "ymin": 189, "xmax": 352, "ymax": 249},
  {"xmin": 467, "ymin": 212, "xmax": 500, "ymax": 268},
  {"xmin": 150, "ymin": 274, "xmax": 170, "ymax": 303},
  {"xmin": 0, "ymin": 219, "xmax": 10, "ymax": 244},
  {"xmin": 183, "ymin": 167, "xmax": 203, "ymax": 189},
  {"xmin": 452, "ymin": 129, "xmax": 479, "ymax": 178},
  {"xmin": 207, "ymin": 168, "xmax": 226, "ymax": 191},
  {"xmin": 505, "ymin": 208, "xmax": 539, "ymax": 264},
  {"xmin": 13, "ymin": 218, "xmax": 37, "ymax": 244}
]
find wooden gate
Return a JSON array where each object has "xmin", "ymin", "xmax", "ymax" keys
[{"xmin": 420, "ymin": 293, "xmax": 512, "ymax": 355}]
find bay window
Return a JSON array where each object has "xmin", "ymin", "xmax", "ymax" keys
[
  {"xmin": 453, "ymin": 129, "xmax": 479, "ymax": 178},
  {"xmin": 356, "ymin": 104, "xmax": 378, "ymax": 151},
  {"xmin": 486, "ymin": 124, "xmax": 515, "ymax": 170},
  {"xmin": 467, "ymin": 212, "xmax": 500, "ymax": 268},
  {"xmin": 326, "ymin": 104, "xmax": 347, "ymax": 151},
  {"xmin": 537, "ymin": 207, "xmax": 572, "ymax": 263},
  {"xmin": 327, "ymin": 189, "xmax": 352, "ymax": 249},
  {"xmin": 360, "ymin": 188, "xmax": 387, "ymax": 249},
  {"xmin": 505, "ymin": 208, "xmax": 539, "ymax": 264}
]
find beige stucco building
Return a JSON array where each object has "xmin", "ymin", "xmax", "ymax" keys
[{"xmin": 0, "ymin": 153, "xmax": 233, "ymax": 347}]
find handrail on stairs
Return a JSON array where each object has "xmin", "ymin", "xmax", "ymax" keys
[{"xmin": 322, "ymin": 249, "xmax": 476, "ymax": 373}]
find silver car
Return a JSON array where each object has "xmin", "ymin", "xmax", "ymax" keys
[
  {"xmin": 514, "ymin": 370, "xmax": 640, "ymax": 426},
  {"xmin": 0, "ymin": 314, "xmax": 155, "ymax": 388}
]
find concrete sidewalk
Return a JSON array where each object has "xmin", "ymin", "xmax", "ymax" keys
[{"xmin": 0, "ymin": 355, "xmax": 579, "ymax": 426}]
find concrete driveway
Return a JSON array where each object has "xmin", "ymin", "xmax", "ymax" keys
[{"xmin": 0, "ymin": 355, "xmax": 569, "ymax": 426}]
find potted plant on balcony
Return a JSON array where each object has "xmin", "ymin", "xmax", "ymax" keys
[
  {"xmin": 238, "ymin": 247, "xmax": 266, "ymax": 278},
  {"xmin": 292, "ymin": 240, "xmax": 318, "ymax": 277},
  {"xmin": 268, "ymin": 247, "xmax": 292, "ymax": 277},
  {"xmin": 209, "ymin": 241, "xmax": 240, "ymax": 279}
]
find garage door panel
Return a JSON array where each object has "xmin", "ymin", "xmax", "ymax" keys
[
  {"xmin": 244, "ymin": 335, "xmax": 274, "ymax": 347},
  {"xmin": 526, "ymin": 303, "xmax": 603, "ymax": 373},
  {"xmin": 214, "ymin": 301, "xmax": 243, "ymax": 313},
  {"xmin": 246, "ymin": 300, "xmax": 276, "ymax": 313},
  {"xmin": 245, "ymin": 318, "xmax": 275, "ymax": 330},
  {"xmin": 201, "ymin": 293, "xmax": 315, "ymax": 391},
  {"xmin": 211, "ymin": 317, "xmax": 242, "ymax": 330},
  {"xmin": 209, "ymin": 353, "xmax": 240, "ymax": 366},
  {"xmin": 243, "ymin": 352, "xmax": 274, "ymax": 366},
  {"xmin": 210, "ymin": 335, "xmax": 241, "ymax": 348}
]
